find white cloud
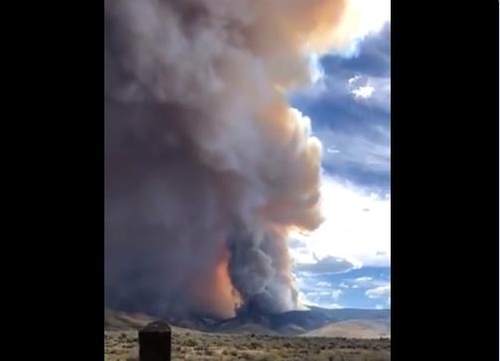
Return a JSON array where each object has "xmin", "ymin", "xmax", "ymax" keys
[
  {"xmin": 294, "ymin": 255, "xmax": 357, "ymax": 274},
  {"xmin": 365, "ymin": 285, "xmax": 390, "ymax": 299},
  {"xmin": 299, "ymin": 288, "xmax": 344, "ymax": 309},
  {"xmin": 352, "ymin": 85, "xmax": 375, "ymax": 99},
  {"xmin": 327, "ymin": 147, "xmax": 340, "ymax": 154},
  {"xmin": 291, "ymin": 177, "xmax": 390, "ymax": 267},
  {"xmin": 324, "ymin": 0, "xmax": 390, "ymax": 58},
  {"xmin": 331, "ymin": 289, "xmax": 342, "ymax": 301},
  {"xmin": 293, "ymin": 64, "xmax": 391, "ymax": 116},
  {"xmin": 349, "ymin": 75, "xmax": 362, "ymax": 85},
  {"xmin": 319, "ymin": 128, "xmax": 390, "ymax": 175},
  {"xmin": 348, "ymin": 75, "xmax": 390, "ymax": 108},
  {"xmin": 308, "ymin": 53, "xmax": 325, "ymax": 84},
  {"xmin": 295, "ymin": 273, "xmax": 345, "ymax": 309},
  {"xmin": 341, "ymin": 135, "xmax": 389, "ymax": 172},
  {"xmin": 350, "ymin": 277, "xmax": 389, "ymax": 289},
  {"xmin": 344, "ymin": 0, "xmax": 391, "ymax": 44},
  {"xmin": 334, "ymin": 276, "xmax": 390, "ymax": 297},
  {"xmin": 375, "ymin": 304, "xmax": 384, "ymax": 310},
  {"xmin": 358, "ymin": 0, "xmax": 390, "ymax": 32},
  {"xmin": 303, "ymin": 289, "xmax": 342, "ymax": 300},
  {"xmin": 366, "ymin": 79, "xmax": 391, "ymax": 111},
  {"xmin": 289, "ymin": 107, "xmax": 313, "ymax": 137},
  {"xmin": 327, "ymin": 303, "xmax": 344, "ymax": 309}
]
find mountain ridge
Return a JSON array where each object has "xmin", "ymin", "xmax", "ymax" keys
[{"xmin": 105, "ymin": 306, "xmax": 390, "ymax": 337}]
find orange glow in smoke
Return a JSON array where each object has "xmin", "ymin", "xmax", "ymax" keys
[{"xmin": 189, "ymin": 241, "xmax": 242, "ymax": 319}]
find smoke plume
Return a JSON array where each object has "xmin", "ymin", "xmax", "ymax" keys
[{"xmin": 105, "ymin": 0, "xmax": 364, "ymax": 318}]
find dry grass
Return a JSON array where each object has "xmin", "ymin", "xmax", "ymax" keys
[
  {"xmin": 105, "ymin": 329, "xmax": 390, "ymax": 361},
  {"xmin": 105, "ymin": 331, "xmax": 139, "ymax": 361}
]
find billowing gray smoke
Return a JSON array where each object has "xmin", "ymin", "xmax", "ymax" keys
[{"xmin": 105, "ymin": 0, "xmax": 361, "ymax": 318}]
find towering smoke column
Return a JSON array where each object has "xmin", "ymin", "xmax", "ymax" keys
[{"xmin": 105, "ymin": 0, "xmax": 363, "ymax": 318}]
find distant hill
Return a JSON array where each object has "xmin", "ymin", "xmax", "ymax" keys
[
  {"xmin": 224, "ymin": 306, "xmax": 390, "ymax": 335},
  {"xmin": 105, "ymin": 306, "xmax": 390, "ymax": 338},
  {"xmin": 105, "ymin": 308, "xmax": 154, "ymax": 330},
  {"xmin": 304, "ymin": 319, "xmax": 391, "ymax": 339}
]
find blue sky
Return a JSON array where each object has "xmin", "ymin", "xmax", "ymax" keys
[{"xmin": 289, "ymin": 3, "xmax": 390, "ymax": 310}]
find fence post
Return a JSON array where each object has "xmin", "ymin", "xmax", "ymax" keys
[{"xmin": 139, "ymin": 321, "xmax": 172, "ymax": 361}]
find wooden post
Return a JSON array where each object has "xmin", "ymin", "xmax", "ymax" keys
[{"xmin": 139, "ymin": 321, "xmax": 171, "ymax": 361}]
